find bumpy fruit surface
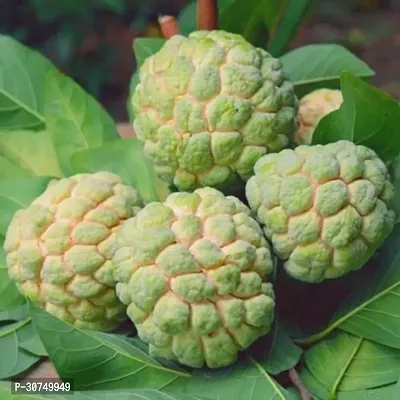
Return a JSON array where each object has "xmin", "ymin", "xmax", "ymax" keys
[
  {"xmin": 4, "ymin": 172, "xmax": 144, "ymax": 331},
  {"xmin": 295, "ymin": 89, "xmax": 343, "ymax": 145},
  {"xmin": 114, "ymin": 187, "xmax": 276, "ymax": 368},
  {"xmin": 246, "ymin": 140, "xmax": 395, "ymax": 283},
  {"xmin": 132, "ymin": 30, "xmax": 298, "ymax": 192}
]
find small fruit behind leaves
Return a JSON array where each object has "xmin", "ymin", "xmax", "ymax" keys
[
  {"xmin": 4, "ymin": 172, "xmax": 144, "ymax": 331},
  {"xmin": 131, "ymin": 30, "xmax": 298, "ymax": 193},
  {"xmin": 246, "ymin": 140, "xmax": 395, "ymax": 283},
  {"xmin": 295, "ymin": 89, "xmax": 343, "ymax": 145},
  {"xmin": 113, "ymin": 187, "xmax": 276, "ymax": 368}
]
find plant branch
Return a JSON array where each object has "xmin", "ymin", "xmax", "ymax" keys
[
  {"xmin": 288, "ymin": 368, "xmax": 312, "ymax": 400},
  {"xmin": 197, "ymin": 0, "xmax": 218, "ymax": 30},
  {"xmin": 158, "ymin": 15, "xmax": 180, "ymax": 39}
]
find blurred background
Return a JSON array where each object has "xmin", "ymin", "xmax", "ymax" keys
[{"xmin": 2, "ymin": 0, "xmax": 398, "ymax": 122}]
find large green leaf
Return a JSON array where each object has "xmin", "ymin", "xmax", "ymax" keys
[
  {"xmin": 312, "ymin": 72, "xmax": 400, "ymax": 163},
  {"xmin": 0, "ymin": 319, "xmax": 40, "ymax": 379},
  {"xmin": 30, "ymin": 303, "xmax": 297, "ymax": 399},
  {"xmin": 19, "ymin": 335, "xmax": 48, "ymax": 357},
  {"xmin": 0, "ymin": 130, "xmax": 63, "ymax": 179},
  {"xmin": 0, "ymin": 304, "xmax": 28, "ymax": 322},
  {"xmin": 300, "ymin": 224, "xmax": 400, "ymax": 349},
  {"xmin": 0, "ymin": 265, "xmax": 25, "ymax": 312},
  {"xmin": 0, "ymin": 380, "xmax": 207, "ymax": 400},
  {"xmin": 177, "ymin": 1, "xmax": 197, "ymax": 35},
  {"xmin": 304, "ymin": 332, "xmax": 400, "ymax": 396},
  {"xmin": 29, "ymin": 302, "xmax": 190, "ymax": 390},
  {"xmin": 268, "ymin": 0, "xmax": 312, "ymax": 57},
  {"xmin": 0, "ymin": 35, "xmax": 54, "ymax": 131},
  {"xmin": 219, "ymin": 0, "xmax": 285, "ymax": 47},
  {"xmin": 70, "ymin": 138, "xmax": 170, "ymax": 203},
  {"xmin": 281, "ymin": 44, "xmax": 374, "ymax": 98},
  {"xmin": 300, "ymin": 367, "xmax": 398, "ymax": 400},
  {"xmin": 0, "ymin": 177, "xmax": 53, "ymax": 236},
  {"xmin": 166, "ymin": 358, "xmax": 298, "ymax": 400},
  {"xmin": 134, "ymin": 38, "xmax": 166, "ymax": 66},
  {"xmin": 263, "ymin": 320, "xmax": 302, "ymax": 375},
  {"xmin": 44, "ymin": 69, "xmax": 119, "ymax": 176}
]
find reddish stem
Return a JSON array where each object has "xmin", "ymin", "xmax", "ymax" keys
[
  {"xmin": 158, "ymin": 15, "xmax": 180, "ymax": 39},
  {"xmin": 197, "ymin": 0, "xmax": 218, "ymax": 30}
]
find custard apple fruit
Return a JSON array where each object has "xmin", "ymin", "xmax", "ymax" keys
[
  {"xmin": 4, "ymin": 171, "xmax": 144, "ymax": 331},
  {"xmin": 295, "ymin": 89, "xmax": 343, "ymax": 145},
  {"xmin": 113, "ymin": 187, "xmax": 276, "ymax": 368},
  {"xmin": 246, "ymin": 140, "xmax": 395, "ymax": 283},
  {"xmin": 132, "ymin": 30, "xmax": 298, "ymax": 192}
]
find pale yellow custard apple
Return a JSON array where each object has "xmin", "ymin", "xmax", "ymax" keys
[
  {"xmin": 113, "ymin": 187, "xmax": 276, "ymax": 368},
  {"xmin": 4, "ymin": 171, "xmax": 144, "ymax": 331},
  {"xmin": 132, "ymin": 30, "xmax": 298, "ymax": 192},
  {"xmin": 246, "ymin": 140, "xmax": 395, "ymax": 283},
  {"xmin": 295, "ymin": 88, "xmax": 343, "ymax": 145}
]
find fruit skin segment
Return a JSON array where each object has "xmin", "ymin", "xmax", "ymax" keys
[
  {"xmin": 113, "ymin": 187, "xmax": 276, "ymax": 368},
  {"xmin": 3, "ymin": 171, "xmax": 144, "ymax": 331},
  {"xmin": 131, "ymin": 30, "xmax": 299, "ymax": 193},
  {"xmin": 295, "ymin": 88, "xmax": 343, "ymax": 145},
  {"xmin": 246, "ymin": 140, "xmax": 395, "ymax": 283}
]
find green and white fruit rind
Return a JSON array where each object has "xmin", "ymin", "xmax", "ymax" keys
[
  {"xmin": 114, "ymin": 187, "xmax": 276, "ymax": 368},
  {"xmin": 4, "ymin": 171, "xmax": 144, "ymax": 331},
  {"xmin": 132, "ymin": 30, "xmax": 298, "ymax": 192},
  {"xmin": 246, "ymin": 140, "xmax": 395, "ymax": 283}
]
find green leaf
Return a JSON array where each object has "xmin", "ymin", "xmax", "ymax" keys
[
  {"xmin": 312, "ymin": 72, "xmax": 400, "ymax": 163},
  {"xmin": 281, "ymin": 44, "xmax": 374, "ymax": 98},
  {"xmin": 167, "ymin": 358, "xmax": 298, "ymax": 400},
  {"xmin": 304, "ymin": 331, "xmax": 400, "ymax": 396},
  {"xmin": 300, "ymin": 367, "xmax": 398, "ymax": 400},
  {"xmin": 0, "ymin": 319, "xmax": 40, "ymax": 379},
  {"xmin": 19, "ymin": 335, "xmax": 48, "ymax": 357},
  {"xmin": 178, "ymin": 1, "xmax": 197, "ymax": 35},
  {"xmin": 70, "ymin": 138, "xmax": 170, "ymax": 203},
  {"xmin": 300, "ymin": 224, "xmax": 400, "ymax": 349},
  {"xmin": 0, "ymin": 304, "xmax": 29, "ymax": 322},
  {"xmin": 0, "ymin": 266, "xmax": 25, "ymax": 312},
  {"xmin": 44, "ymin": 69, "xmax": 119, "ymax": 176},
  {"xmin": 29, "ymin": 302, "xmax": 190, "ymax": 390},
  {"xmin": 268, "ymin": 0, "xmax": 312, "ymax": 57},
  {"xmin": 0, "ymin": 177, "xmax": 53, "ymax": 236},
  {"xmin": 0, "ymin": 130, "xmax": 63, "ymax": 179},
  {"xmin": 128, "ymin": 38, "xmax": 166, "ymax": 122},
  {"xmin": 0, "ymin": 35, "xmax": 54, "ymax": 131},
  {"xmin": 219, "ymin": 0, "xmax": 284, "ymax": 48},
  {"xmin": 134, "ymin": 38, "xmax": 166, "ymax": 65},
  {"xmin": 263, "ymin": 320, "xmax": 302, "ymax": 375},
  {"xmin": 0, "ymin": 380, "xmax": 208, "ymax": 400}
]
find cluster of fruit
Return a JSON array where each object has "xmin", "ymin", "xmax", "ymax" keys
[{"xmin": 4, "ymin": 30, "xmax": 394, "ymax": 369}]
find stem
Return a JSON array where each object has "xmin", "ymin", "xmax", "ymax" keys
[
  {"xmin": 288, "ymin": 368, "xmax": 312, "ymax": 400},
  {"xmin": 158, "ymin": 15, "xmax": 180, "ymax": 39},
  {"xmin": 197, "ymin": 0, "xmax": 218, "ymax": 30}
]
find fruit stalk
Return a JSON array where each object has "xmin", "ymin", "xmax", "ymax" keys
[
  {"xmin": 158, "ymin": 15, "xmax": 180, "ymax": 38},
  {"xmin": 197, "ymin": 0, "xmax": 218, "ymax": 30}
]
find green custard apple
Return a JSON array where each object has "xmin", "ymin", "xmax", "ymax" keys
[
  {"xmin": 113, "ymin": 187, "xmax": 276, "ymax": 368},
  {"xmin": 246, "ymin": 140, "xmax": 395, "ymax": 283},
  {"xmin": 4, "ymin": 172, "xmax": 143, "ymax": 331},
  {"xmin": 131, "ymin": 30, "xmax": 298, "ymax": 192},
  {"xmin": 295, "ymin": 89, "xmax": 343, "ymax": 145}
]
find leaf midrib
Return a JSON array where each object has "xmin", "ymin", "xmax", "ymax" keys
[{"xmin": 0, "ymin": 89, "xmax": 44, "ymax": 124}]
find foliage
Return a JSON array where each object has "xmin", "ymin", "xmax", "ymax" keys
[{"xmin": 0, "ymin": 1, "xmax": 400, "ymax": 399}]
